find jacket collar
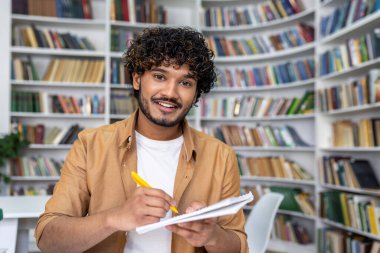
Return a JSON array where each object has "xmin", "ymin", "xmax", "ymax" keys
[{"xmin": 117, "ymin": 109, "xmax": 196, "ymax": 162}]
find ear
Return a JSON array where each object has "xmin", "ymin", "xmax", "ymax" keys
[{"xmin": 132, "ymin": 72, "xmax": 141, "ymax": 90}]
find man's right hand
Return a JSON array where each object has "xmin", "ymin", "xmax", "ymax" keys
[{"xmin": 107, "ymin": 187, "xmax": 176, "ymax": 231}]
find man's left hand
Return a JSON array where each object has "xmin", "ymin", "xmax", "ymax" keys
[{"xmin": 166, "ymin": 201, "xmax": 220, "ymax": 248}]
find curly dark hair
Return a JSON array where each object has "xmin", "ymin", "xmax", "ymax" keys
[{"xmin": 121, "ymin": 26, "xmax": 216, "ymax": 104}]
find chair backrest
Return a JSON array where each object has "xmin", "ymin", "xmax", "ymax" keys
[{"xmin": 245, "ymin": 192, "xmax": 284, "ymax": 253}]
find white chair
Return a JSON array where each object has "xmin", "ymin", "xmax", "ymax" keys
[{"xmin": 245, "ymin": 192, "xmax": 284, "ymax": 253}]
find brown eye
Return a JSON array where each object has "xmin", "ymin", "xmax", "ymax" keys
[
  {"xmin": 153, "ymin": 74, "xmax": 165, "ymax": 81},
  {"xmin": 180, "ymin": 80, "xmax": 193, "ymax": 87}
]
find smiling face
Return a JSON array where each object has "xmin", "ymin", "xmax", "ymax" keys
[{"xmin": 133, "ymin": 64, "xmax": 197, "ymax": 131}]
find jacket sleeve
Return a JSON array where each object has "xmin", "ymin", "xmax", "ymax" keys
[
  {"xmin": 218, "ymin": 147, "xmax": 249, "ymax": 253},
  {"xmin": 35, "ymin": 130, "xmax": 90, "ymax": 244}
]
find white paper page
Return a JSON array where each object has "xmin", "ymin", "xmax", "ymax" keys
[{"xmin": 136, "ymin": 192, "xmax": 253, "ymax": 234}]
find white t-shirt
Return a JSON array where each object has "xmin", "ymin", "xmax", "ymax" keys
[{"xmin": 124, "ymin": 131, "xmax": 184, "ymax": 253}]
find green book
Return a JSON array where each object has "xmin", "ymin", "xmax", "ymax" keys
[
  {"xmin": 286, "ymin": 98, "xmax": 300, "ymax": 115},
  {"xmin": 270, "ymin": 186, "xmax": 302, "ymax": 212}
]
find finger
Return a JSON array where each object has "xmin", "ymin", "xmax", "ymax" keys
[
  {"xmin": 143, "ymin": 196, "xmax": 170, "ymax": 211},
  {"xmin": 142, "ymin": 206, "xmax": 168, "ymax": 219},
  {"xmin": 140, "ymin": 187, "xmax": 177, "ymax": 207},
  {"xmin": 166, "ymin": 224, "xmax": 196, "ymax": 237},
  {"xmin": 185, "ymin": 201, "xmax": 207, "ymax": 214},
  {"xmin": 177, "ymin": 221, "xmax": 205, "ymax": 232}
]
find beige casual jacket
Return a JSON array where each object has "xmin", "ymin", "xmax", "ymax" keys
[{"xmin": 35, "ymin": 110, "xmax": 248, "ymax": 253}]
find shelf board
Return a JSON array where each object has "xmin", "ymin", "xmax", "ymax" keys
[
  {"xmin": 320, "ymin": 147, "xmax": 380, "ymax": 152},
  {"xmin": 201, "ymin": 114, "xmax": 315, "ymax": 122},
  {"xmin": 267, "ymin": 239, "xmax": 316, "ymax": 253},
  {"xmin": 11, "ymin": 112, "xmax": 106, "ymax": 119},
  {"xmin": 240, "ymin": 176, "xmax": 315, "ymax": 186},
  {"xmin": 11, "ymin": 80, "xmax": 105, "ymax": 89},
  {"xmin": 321, "ymin": 103, "xmax": 380, "ymax": 116},
  {"xmin": 321, "ymin": 218, "xmax": 380, "ymax": 240},
  {"xmin": 110, "ymin": 84, "xmax": 132, "ymax": 89},
  {"xmin": 321, "ymin": 184, "xmax": 380, "ymax": 197},
  {"xmin": 28, "ymin": 144, "xmax": 72, "ymax": 149},
  {"xmin": 214, "ymin": 43, "xmax": 315, "ymax": 63},
  {"xmin": 277, "ymin": 210, "xmax": 317, "ymax": 221},
  {"xmin": 11, "ymin": 47, "xmax": 105, "ymax": 57},
  {"xmin": 321, "ymin": 11, "xmax": 380, "ymax": 44},
  {"xmin": 110, "ymin": 20, "xmax": 167, "ymax": 28},
  {"xmin": 201, "ymin": 9, "xmax": 315, "ymax": 33},
  {"xmin": 12, "ymin": 14, "xmax": 105, "ymax": 26},
  {"xmin": 319, "ymin": 57, "xmax": 380, "ymax": 81},
  {"xmin": 110, "ymin": 51, "xmax": 123, "ymax": 58},
  {"xmin": 243, "ymin": 207, "xmax": 316, "ymax": 221},
  {"xmin": 212, "ymin": 79, "xmax": 315, "ymax": 92},
  {"xmin": 233, "ymin": 146, "xmax": 315, "ymax": 152},
  {"xmin": 10, "ymin": 176, "xmax": 60, "ymax": 181}
]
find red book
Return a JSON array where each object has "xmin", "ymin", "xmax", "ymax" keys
[
  {"xmin": 34, "ymin": 124, "xmax": 45, "ymax": 144},
  {"xmin": 121, "ymin": 0, "xmax": 130, "ymax": 21}
]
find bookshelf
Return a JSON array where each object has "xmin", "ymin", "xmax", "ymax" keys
[
  {"xmin": 200, "ymin": 0, "xmax": 317, "ymax": 252},
  {"xmin": 316, "ymin": 0, "xmax": 380, "ymax": 252},
  {"xmin": 2, "ymin": 0, "xmax": 199, "ymax": 196}
]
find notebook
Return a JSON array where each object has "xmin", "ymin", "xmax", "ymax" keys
[{"xmin": 136, "ymin": 192, "xmax": 253, "ymax": 234}]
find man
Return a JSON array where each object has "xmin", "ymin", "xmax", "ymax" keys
[{"xmin": 35, "ymin": 26, "xmax": 248, "ymax": 253}]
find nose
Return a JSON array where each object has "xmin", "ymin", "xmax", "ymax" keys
[{"xmin": 161, "ymin": 79, "xmax": 179, "ymax": 99}]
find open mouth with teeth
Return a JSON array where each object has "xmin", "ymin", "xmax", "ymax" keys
[{"xmin": 154, "ymin": 100, "xmax": 181, "ymax": 113}]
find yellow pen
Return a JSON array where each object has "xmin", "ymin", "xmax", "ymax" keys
[{"xmin": 131, "ymin": 171, "xmax": 179, "ymax": 214}]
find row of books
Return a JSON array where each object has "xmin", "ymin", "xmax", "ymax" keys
[
  {"xmin": 15, "ymin": 123, "xmax": 84, "ymax": 145},
  {"xmin": 12, "ymin": 0, "xmax": 93, "ymax": 19},
  {"xmin": 273, "ymin": 215, "xmax": 312, "ymax": 244},
  {"xmin": 11, "ymin": 91, "xmax": 105, "ymax": 115},
  {"xmin": 318, "ymin": 228, "xmax": 380, "ymax": 253},
  {"xmin": 332, "ymin": 118, "xmax": 380, "ymax": 147},
  {"xmin": 110, "ymin": 0, "xmax": 167, "ymax": 24},
  {"xmin": 319, "ymin": 156, "xmax": 380, "ymax": 190},
  {"xmin": 110, "ymin": 59, "xmax": 132, "ymax": 84},
  {"xmin": 11, "ymin": 184, "xmax": 55, "ymax": 196},
  {"xmin": 242, "ymin": 185, "xmax": 316, "ymax": 216},
  {"xmin": 320, "ymin": 191, "xmax": 380, "ymax": 236},
  {"xmin": 43, "ymin": 58, "xmax": 104, "ymax": 83},
  {"xmin": 201, "ymin": 90, "xmax": 314, "ymax": 118},
  {"xmin": 215, "ymin": 58, "xmax": 315, "ymax": 88},
  {"xmin": 12, "ymin": 57, "xmax": 105, "ymax": 83},
  {"xmin": 13, "ymin": 25, "xmax": 95, "ymax": 50},
  {"xmin": 110, "ymin": 90, "xmax": 138, "ymax": 115},
  {"xmin": 320, "ymin": 0, "xmax": 380, "ymax": 38},
  {"xmin": 207, "ymin": 23, "xmax": 314, "ymax": 57},
  {"xmin": 318, "ymin": 69, "xmax": 380, "ymax": 112},
  {"xmin": 11, "ymin": 157, "xmax": 63, "ymax": 177},
  {"xmin": 237, "ymin": 155, "xmax": 313, "ymax": 180},
  {"xmin": 202, "ymin": 125, "xmax": 311, "ymax": 147},
  {"xmin": 319, "ymin": 28, "xmax": 380, "ymax": 76},
  {"xmin": 203, "ymin": 0, "xmax": 305, "ymax": 27},
  {"xmin": 110, "ymin": 28, "xmax": 137, "ymax": 52}
]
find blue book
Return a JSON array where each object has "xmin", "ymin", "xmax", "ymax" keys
[{"xmin": 253, "ymin": 68, "xmax": 263, "ymax": 86}]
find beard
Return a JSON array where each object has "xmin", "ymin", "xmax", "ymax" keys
[{"xmin": 138, "ymin": 91, "xmax": 193, "ymax": 127}]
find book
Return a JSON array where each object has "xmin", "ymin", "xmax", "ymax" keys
[
  {"xmin": 350, "ymin": 159, "xmax": 380, "ymax": 189},
  {"xmin": 135, "ymin": 192, "xmax": 253, "ymax": 234}
]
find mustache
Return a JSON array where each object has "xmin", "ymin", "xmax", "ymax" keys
[{"xmin": 152, "ymin": 97, "xmax": 182, "ymax": 108}]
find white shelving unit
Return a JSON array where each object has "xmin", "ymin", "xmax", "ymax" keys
[
  {"xmin": 3, "ymin": 0, "xmax": 199, "ymax": 197},
  {"xmin": 200, "ymin": 0, "xmax": 317, "ymax": 251},
  {"xmin": 315, "ymin": 0, "xmax": 380, "ymax": 250}
]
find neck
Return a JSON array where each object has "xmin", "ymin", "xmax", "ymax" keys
[{"xmin": 135, "ymin": 111, "xmax": 183, "ymax": 141}]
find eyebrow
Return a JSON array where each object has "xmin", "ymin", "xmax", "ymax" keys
[{"xmin": 149, "ymin": 68, "xmax": 196, "ymax": 80}]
